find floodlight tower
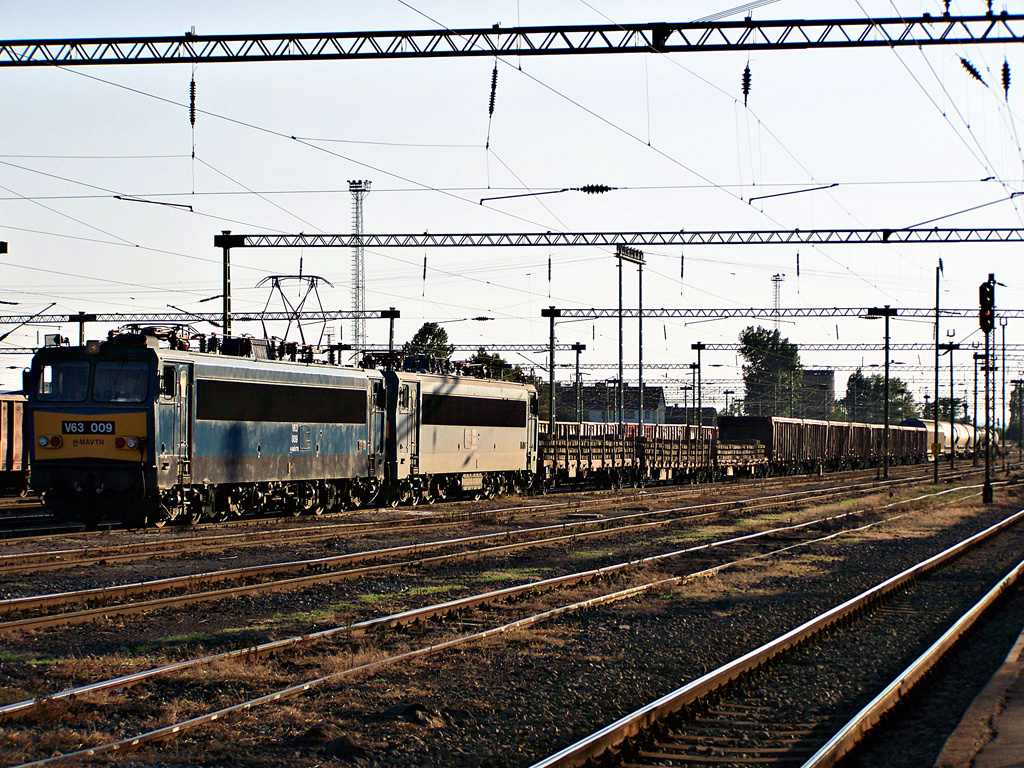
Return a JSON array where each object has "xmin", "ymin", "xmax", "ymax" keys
[
  {"xmin": 771, "ymin": 273, "xmax": 785, "ymax": 331},
  {"xmin": 349, "ymin": 180, "xmax": 371, "ymax": 351}
]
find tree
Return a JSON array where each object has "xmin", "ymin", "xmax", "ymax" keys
[
  {"xmin": 403, "ymin": 322, "xmax": 454, "ymax": 361},
  {"xmin": 1008, "ymin": 381, "xmax": 1023, "ymax": 443},
  {"xmin": 839, "ymin": 369, "xmax": 919, "ymax": 423},
  {"xmin": 738, "ymin": 326, "xmax": 802, "ymax": 416},
  {"xmin": 463, "ymin": 347, "xmax": 531, "ymax": 383}
]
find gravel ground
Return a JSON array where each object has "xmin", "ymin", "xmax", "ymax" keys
[
  {"xmin": 841, "ymin": 574, "xmax": 1024, "ymax": 767},
  {"xmin": 18, "ymin": 494, "xmax": 1009, "ymax": 768}
]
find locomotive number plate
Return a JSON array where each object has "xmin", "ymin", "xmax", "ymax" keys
[{"xmin": 62, "ymin": 420, "xmax": 115, "ymax": 435}]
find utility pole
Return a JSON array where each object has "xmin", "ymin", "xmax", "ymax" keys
[
  {"xmin": 542, "ymin": 307, "xmax": 561, "ymax": 434},
  {"xmin": 1013, "ymin": 377, "xmax": 1024, "ymax": 463},
  {"xmin": 1001, "ymin": 317, "xmax": 1007, "ymax": 471},
  {"xmin": 615, "ymin": 245, "xmax": 644, "ymax": 430},
  {"xmin": 867, "ymin": 306, "xmax": 898, "ymax": 478},
  {"xmin": 692, "ymin": 342, "xmax": 707, "ymax": 428},
  {"xmin": 572, "ymin": 343, "xmax": 586, "ymax": 423},
  {"xmin": 689, "ymin": 363, "xmax": 698, "ymax": 426},
  {"xmin": 380, "ymin": 308, "xmax": 400, "ymax": 371},
  {"xmin": 938, "ymin": 333, "xmax": 960, "ymax": 472},
  {"xmin": 638, "ymin": 258, "xmax": 644, "ymax": 428},
  {"xmin": 934, "ymin": 260, "xmax": 942, "ymax": 483},
  {"xmin": 214, "ymin": 230, "xmax": 245, "ymax": 337},
  {"xmin": 69, "ymin": 311, "xmax": 98, "ymax": 346},
  {"xmin": 974, "ymin": 352, "xmax": 984, "ymax": 467}
]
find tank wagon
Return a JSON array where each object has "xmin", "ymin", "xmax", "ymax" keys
[{"xmin": 899, "ymin": 418, "xmax": 1000, "ymax": 458}]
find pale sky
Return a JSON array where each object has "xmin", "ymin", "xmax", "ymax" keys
[{"xmin": 1, "ymin": 1, "xmax": 1022, "ymax": 412}]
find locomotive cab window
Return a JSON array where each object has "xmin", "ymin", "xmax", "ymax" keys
[
  {"xmin": 374, "ymin": 382, "xmax": 386, "ymax": 410},
  {"xmin": 161, "ymin": 365, "xmax": 176, "ymax": 398},
  {"xmin": 94, "ymin": 361, "xmax": 149, "ymax": 403},
  {"xmin": 36, "ymin": 361, "xmax": 89, "ymax": 402}
]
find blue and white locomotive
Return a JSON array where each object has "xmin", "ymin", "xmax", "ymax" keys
[{"xmin": 27, "ymin": 330, "xmax": 539, "ymax": 526}]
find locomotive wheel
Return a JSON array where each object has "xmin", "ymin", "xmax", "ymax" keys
[
  {"xmin": 349, "ymin": 484, "xmax": 367, "ymax": 509},
  {"xmin": 429, "ymin": 477, "xmax": 448, "ymax": 502},
  {"xmin": 321, "ymin": 484, "xmax": 340, "ymax": 513}
]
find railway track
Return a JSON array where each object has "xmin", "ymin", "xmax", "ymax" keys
[
  {"xmin": 529, "ymin": 509, "xmax": 1024, "ymax": 768},
  {"xmin": 0, "ymin": 463, "xmax": 972, "ymax": 577},
  {"xmin": 0, "ymin": 474, "xmax": 978, "ymax": 633},
  {"xmin": 1, "ymin": 484, "xmax": 1016, "ymax": 766}
]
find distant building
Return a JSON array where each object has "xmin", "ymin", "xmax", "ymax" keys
[
  {"xmin": 665, "ymin": 405, "xmax": 718, "ymax": 427},
  {"xmin": 802, "ymin": 369, "xmax": 835, "ymax": 419}
]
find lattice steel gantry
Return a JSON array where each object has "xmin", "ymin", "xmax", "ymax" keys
[{"xmin": 1, "ymin": 14, "xmax": 1022, "ymax": 65}]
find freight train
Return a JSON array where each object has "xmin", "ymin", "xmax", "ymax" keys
[
  {"xmin": 0, "ymin": 392, "xmax": 28, "ymax": 494},
  {"xmin": 21, "ymin": 329, "xmax": 987, "ymax": 527}
]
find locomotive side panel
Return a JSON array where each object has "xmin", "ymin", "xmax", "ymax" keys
[
  {"xmin": 189, "ymin": 358, "xmax": 382, "ymax": 486},
  {"xmin": 409, "ymin": 374, "xmax": 535, "ymax": 477}
]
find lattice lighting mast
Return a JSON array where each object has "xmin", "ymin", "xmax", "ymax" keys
[{"xmin": 349, "ymin": 180, "xmax": 371, "ymax": 351}]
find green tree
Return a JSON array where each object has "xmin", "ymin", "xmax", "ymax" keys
[
  {"xmin": 738, "ymin": 326, "xmax": 802, "ymax": 416},
  {"xmin": 1008, "ymin": 381, "xmax": 1023, "ymax": 442},
  {"xmin": 403, "ymin": 322, "xmax": 454, "ymax": 360},
  {"xmin": 840, "ymin": 369, "xmax": 919, "ymax": 423},
  {"xmin": 464, "ymin": 347, "xmax": 531, "ymax": 382}
]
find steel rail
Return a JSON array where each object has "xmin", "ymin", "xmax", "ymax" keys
[
  {"xmin": 527, "ymin": 503, "xmax": 1024, "ymax": 768},
  {"xmin": 0, "ymin": 463, "xmax": 918, "ymax": 571},
  {"xmin": 0, "ymin": 15, "xmax": 1021, "ymax": 68},
  {"xmin": 802, "ymin": 555, "xmax": 1024, "ymax": 767},
  {"xmin": 0, "ymin": 476, "xmax": 905, "ymax": 630},
  {"xmin": 0, "ymin": 501, "xmax": 564, "ymax": 574},
  {"xmin": 0, "ymin": 483, "xmax": 978, "ymax": 740},
  {"xmin": 4, "ymin": 472, "xmax": 917, "ymax": 613}
]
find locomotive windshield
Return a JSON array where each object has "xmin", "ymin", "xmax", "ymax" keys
[
  {"xmin": 36, "ymin": 361, "xmax": 89, "ymax": 402},
  {"xmin": 94, "ymin": 361, "xmax": 149, "ymax": 403},
  {"xmin": 35, "ymin": 359, "xmax": 150, "ymax": 403}
]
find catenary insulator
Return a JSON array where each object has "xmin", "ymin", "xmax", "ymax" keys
[
  {"xmin": 741, "ymin": 63, "xmax": 752, "ymax": 106},
  {"xmin": 960, "ymin": 57, "xmax": 987, "ymax": 86},
  {"xmin": 1003, "ymin": 59, "xmax": 1011, "ymax": 100},
  {"xmin": 190, "ymin": 79, "xmax": 196, "ymax": 126},
  {"xmin": 575, "ymin": 184, "xmax": 614, "ymax": 194},
  {"xmin": 488, "ymin": 65, "xmax": 498, "ymax": 116}
]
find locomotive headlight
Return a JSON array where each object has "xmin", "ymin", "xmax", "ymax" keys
[
  {"xmin": 126, "ymin": 436, "xmax": 139, "ymax": 449},
  {"xmin": 39, "ymin": 435, "xmax": 62, "ymax": 448},
  {"xmin": 38, "ymin": 436, "xmax": 49, "ymax": 447}
]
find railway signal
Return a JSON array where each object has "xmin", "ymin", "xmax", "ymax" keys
[
  {"xmin": 980, "ymin": 280, "xmax": 995, "ymax": 333},
  {"xmin": 982, "ymin": 274, "xmax": 996, "ymax": 503}
]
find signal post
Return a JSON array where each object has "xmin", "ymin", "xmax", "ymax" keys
[{"xmin": 981, "ymin": 274, "xmax": 995, "ymax": 504}]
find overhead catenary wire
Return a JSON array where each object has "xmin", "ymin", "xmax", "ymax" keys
[{"xmin": 4, "ymin": 3, "xmax": 1019, "ymax": 364}]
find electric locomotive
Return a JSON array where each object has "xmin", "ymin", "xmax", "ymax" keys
[{"xmin": 28, "ymin": 331, "xmax": 386, "ymax": 526}]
